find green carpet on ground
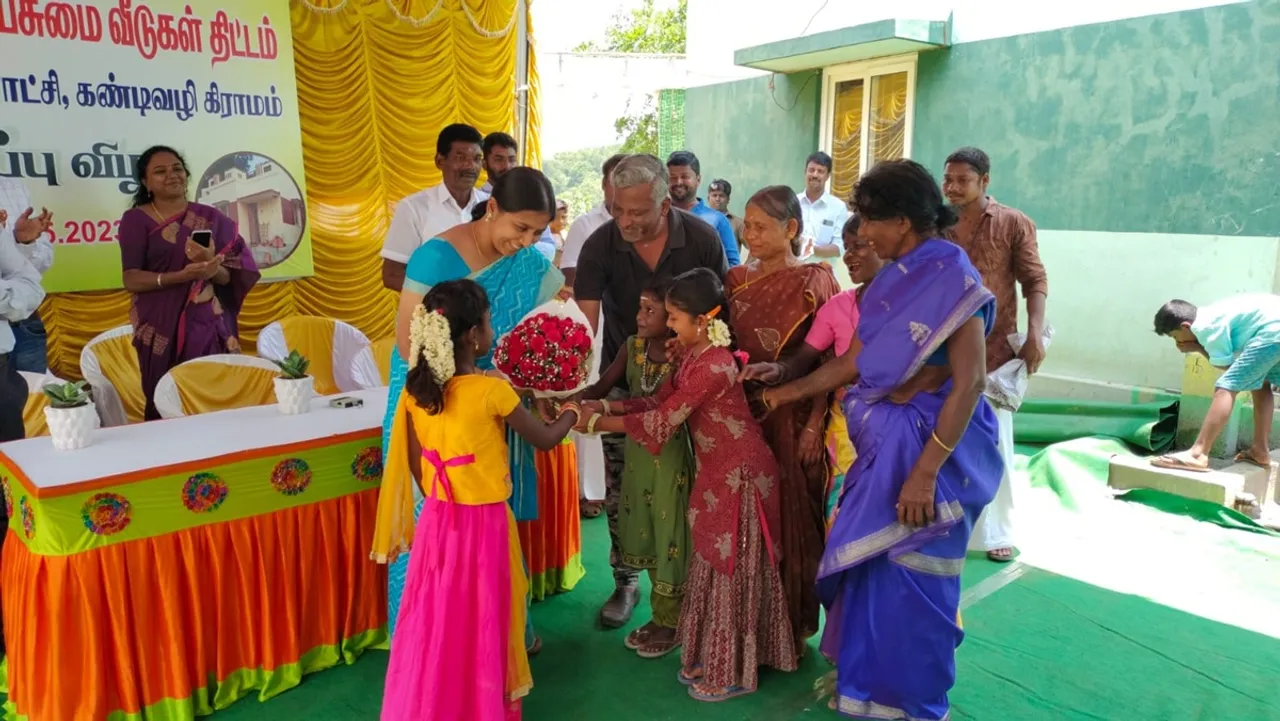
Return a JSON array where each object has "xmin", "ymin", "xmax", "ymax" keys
[
  {"xmin": 1014, "ymin": 397, "xmax": 1178, "ymax": 451},
  {"xmin": 193, "ymin": 510, "xmax": 1280, "ymax": 721}
]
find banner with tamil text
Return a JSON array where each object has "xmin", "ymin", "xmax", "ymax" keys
[{"xmin": 0, "ymin": 0, "xmax": 313, "ymax": 293}]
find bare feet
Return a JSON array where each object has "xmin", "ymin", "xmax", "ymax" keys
[
  {"xmin": 987, "ymin": 547, "xmax": 1015, "ymax": 563},
  {"xmin": 1151, "ymin": 451, "xmax": 1210, "ymax": 472}
]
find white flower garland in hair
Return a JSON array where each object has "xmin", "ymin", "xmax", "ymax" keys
[
  {"xmin": 707, "ymin": 318, "xmax": 732, "ymax": 348},
  {"xmin": 409, "ymin": 305, "xmax": 456, "ymax": 385}
]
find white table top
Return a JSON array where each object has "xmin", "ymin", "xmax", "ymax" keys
[{"xmin": 1, "ymin": 388, "xmax": 388, "ymax": 492}]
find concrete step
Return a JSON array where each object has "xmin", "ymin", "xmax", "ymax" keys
[{"xmin": 1107, "ymin": 450, "xmax": 1276, "ymax": 515}]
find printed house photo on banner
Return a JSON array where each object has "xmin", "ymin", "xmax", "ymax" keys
[{"xmin": 196, "ymin": 151, "xmax": 307, "ymax": 270}]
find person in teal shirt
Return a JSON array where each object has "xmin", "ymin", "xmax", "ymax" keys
[{"xmin": 1152, "ymin": 294, "xmax": 1280, "ymax": 471}]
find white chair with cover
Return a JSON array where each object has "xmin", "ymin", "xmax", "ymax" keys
[
  {"xmin": 80, "ymin": 324, "xmax": 147, "ymax": 427},
  {"xmin": 257, "ymin": 316, "xmax": 371, "ymax": 396},
  {"xmin": 153, "ymin": 354, "xmax": 282, "ymax": 419},
  {"xmin": 18, "ymin": 370, "xmax": 64, "ymax": 438},
  {"xmin": 351, "ymin": 336, "xmax": 395, "ymax": 389}
]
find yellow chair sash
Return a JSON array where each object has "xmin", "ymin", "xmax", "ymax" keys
[
  {"xmin": 371, "ymin": 337, "xmax": 395, "ymax": 386},
  {"xmin": 22, "ymin": 392, "xmax": 50, "ymax": 438},
  {"xmin": 172, "ymin": 363, "xmax": 279, "ymax": 416},
  {"xmin": 94, "ymin": 334, "xmax": 147, "ymax": 424},
  {"xmin": 281, "ymin": 317, "xmax": 338, "ymax": 396}
]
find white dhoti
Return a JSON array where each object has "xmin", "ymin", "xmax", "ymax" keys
[
  {"xmin": 970, "ymin": 406, "xmax": 1017, "ymax": 551},
  {"xmin": 577, "ymin": 309, "xmax": 607, "ymax": 501}
]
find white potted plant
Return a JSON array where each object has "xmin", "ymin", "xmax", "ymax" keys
[
  {"xmin": 43, "ymin": 380, "xmax": 99, "ymax": 451},
  {"xmin": 272, "ymin": 350, "xmax": 314, "ymax": 415}
]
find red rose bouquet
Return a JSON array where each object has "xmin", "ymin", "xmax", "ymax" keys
[{"xmin": 493, "ymin": 300, "xmax": 595, "ymax": 398}]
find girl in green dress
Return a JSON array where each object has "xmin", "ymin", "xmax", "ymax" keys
[{"xmin": 582, "ymin": 283, "xmax": 693, "ymax": 658}]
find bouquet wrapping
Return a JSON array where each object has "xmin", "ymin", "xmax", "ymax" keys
[{"xmin": 493, "ymin": 300, "xmax": 595, "ymax": 398}]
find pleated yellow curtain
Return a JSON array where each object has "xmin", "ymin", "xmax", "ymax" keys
[{"xmin": 40, "ymin": 0, "xmax": 538, "ymax": 380}]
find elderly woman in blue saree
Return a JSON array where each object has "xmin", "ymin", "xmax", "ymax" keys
[
  {"xmin": 382, "ymin": 168, "xmax": 563, "ymax": 645},
  {"xmin": 763, "ymin": 160, "xmax": 1003, "ymax": 721}
]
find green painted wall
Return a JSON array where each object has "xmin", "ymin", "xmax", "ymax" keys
[
  {"xmin": 682, "ymin": 71, "xmax": 821, "ymax": 214},
  {"xmin": 912, "ymin": 0, "xmax": 1280, "ymax": 237}
]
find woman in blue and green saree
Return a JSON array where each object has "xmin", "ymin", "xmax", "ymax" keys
[{"xmin": 381, "ymin": 168, "xmax": 563, "ymax": 646}]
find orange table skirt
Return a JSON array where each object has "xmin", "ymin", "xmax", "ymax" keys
[{"xmin": 1, "ymin": 489, "xmax": 388, "ymax": 721}]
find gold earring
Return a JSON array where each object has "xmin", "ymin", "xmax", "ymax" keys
[{"xmin": 485, "ymin": 213, "xmax": 493, "ymax": 222}]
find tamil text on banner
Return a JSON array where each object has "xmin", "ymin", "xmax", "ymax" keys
[{"xmin": 0, "ymin": 0, "xmax": 314, "ymax": 293}]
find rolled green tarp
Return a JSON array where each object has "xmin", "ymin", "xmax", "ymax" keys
[{"xmin": 1014, "ymin": 398, "xmax": 1178, "ymax": 452}]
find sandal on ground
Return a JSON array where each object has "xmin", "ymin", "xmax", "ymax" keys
[
  {"xmin": 635, "ymin": 630, "xmax": 680, "ymax": 659},
  {"xmin": 986, "ymin": 547, "xmax": 1015, "ymax": 563},
  {"xmin": 1234, "ymin": 450, "xmax": 1272, "ymax": 469},
  {"xmin": 1150, "ymin": 452, "xmax": 1210, "ymax": 473},
  {"xmin": 624, "ymin": 623, "xmax": 657, "ymax": 651},
  {"xmin": 688, "ymin": 684, "xmax": 753, "ymax": 702},
  {"xmin": 526, "ymin": 636, "xmax": 542, "ymax": 657},
  {"xmin": 580, "ymin": 500, "xmax": 602, "ymax": 518},
  {"xmin": 677, "ymin": 665, "xmax": 703, "ymax": 685}
]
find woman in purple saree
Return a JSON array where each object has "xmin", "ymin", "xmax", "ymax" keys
[
  {"xmin": 765, "ymin": 160, "xmax": 1002, "ymax": 720},
  {"xmin": 117, "ymin": 145, "xmax": 261, "ymax": 420}
]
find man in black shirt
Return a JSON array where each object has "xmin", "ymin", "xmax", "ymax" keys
[{"xmin": 573, "ymin": 153, "xmax": 728, "ymax": 628}]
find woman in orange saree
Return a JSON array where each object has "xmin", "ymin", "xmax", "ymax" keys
[{"xmin": 726, "ymin": 186, "xmax": 839, "ymax": 647}]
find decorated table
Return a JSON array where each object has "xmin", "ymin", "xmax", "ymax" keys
[{"xmin": 0, "ymin": 389, "xmax": 390, "ymax": 721}]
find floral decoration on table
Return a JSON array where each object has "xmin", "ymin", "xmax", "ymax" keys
[
  {"xmin": 182, "ymin": 472, "xmax": 230, "ymax": 513},
  {"xmin": 493, "ymin": 301, "xmax": 595, "ymax": 398},
  {"xmin": 2, "ymin": 476, "xmax": 12, "ymax": 518},
  {"xmin": 271, "ymin": 458, "xmax": 312, "ymax": 496},
  {"xmin": 351, "ymin": 447, "xmax": 383, "ymax": 483},
  {"xmin": 81, "ymin": 492, "xmax": 132, "ymax": 536},
  {"xmin": 19, "ymin": 496, "xmax": 34, "ymax": 539}
]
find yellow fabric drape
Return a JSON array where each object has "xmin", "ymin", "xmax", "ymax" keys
[
  {"xmin": 172, "ymin": 363, "xmax": 279, "ymax": 415},
  {"xmin": 830, "ymin": 70, "xmax": 908, "ymax": 203},
  {"xmin": 830, "ymin": 80, "xmax": 864, "ymax": 205},
  {"xmin": 370, "ymin": 336, "xmax": 396, "ymax": 385},
  {"xmin": 41, "ymin": 0, "xmax": 535, "ymax": 381},
  {"xmin": 22, "ymin": 390, "xmax": 50, "ymax": 438},
  {"xmin": 87, "ymin": 331, "xmax": 148, "ymax": 424},
  {"xmin": 279, "ymin": 316, "xmax": 338, "ymax": 396}
]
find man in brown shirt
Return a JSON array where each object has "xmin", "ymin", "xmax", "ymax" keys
[{"xmin": 943, "ymin": 146, "xmax": 1049, "ymax": 563}]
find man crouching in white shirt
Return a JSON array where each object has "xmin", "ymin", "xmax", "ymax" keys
[{"xmin": 380, "ymin": 123, "xmax": 485, "ymax": 291}]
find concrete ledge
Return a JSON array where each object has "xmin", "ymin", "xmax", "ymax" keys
[{"xmin": 1108, "ymin": 451, "xmax": 1276, "ymax": 512}]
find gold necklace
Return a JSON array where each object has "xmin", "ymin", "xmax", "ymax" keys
[
  {"xmin": 470, "ymin": 224, "xmax": 496, "ymax": 264},
  {"xmin": 638, "ymin": 340, "xmax": 669, "ymax": 395}
]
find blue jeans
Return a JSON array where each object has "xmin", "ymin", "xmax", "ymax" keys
[{"xmin": 10, "ymin": 316, "xmax": 47, "ymax": 374}]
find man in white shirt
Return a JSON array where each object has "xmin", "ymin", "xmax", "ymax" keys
[
  {"xmin": 380, "ymin": 123, "xmax": 485, "ymax": 291},
  {"xmin": 797, "ymin": 151, "xmax": 849, "ymax": 262},
  {"xmin": 0, "ymin": 178, "xmax": 53, "ymax": 373},
  {"xmin": 560, "ymin": 153, "xmax": 626, "ymax": 287},
  {"xmin": 0, "ymin": 198, "xmax": 47, "ymax": 442},
  {"xmin": 559, "ymin": 153, "xmax": 625, "ymax": 518},
  {"xmin": 477, "ymin": 131, "xmax": 558, "ymax": 262}
]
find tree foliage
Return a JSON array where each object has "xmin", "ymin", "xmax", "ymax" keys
[
  {"xmin": 573, "ymin": 0, "xmax": 686, "ymax": 54},
  {"xmin": 543, "ymin": 145, "xmax": 622, "ymax": 217},
  {"xmin": 573, "ymin": 0, "xmax": 685, "ymax": 156}
]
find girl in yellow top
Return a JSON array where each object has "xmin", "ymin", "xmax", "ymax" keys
[{"xmin": 372, "ymin": 279, "xmax": 581, "ymax": 721}]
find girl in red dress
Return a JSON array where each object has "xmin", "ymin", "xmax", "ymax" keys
[{"xmin": 578, "ymin": 268, "xmax": 798, "ymax": 702}]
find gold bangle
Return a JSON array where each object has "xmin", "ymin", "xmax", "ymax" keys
[
  {"xmin": 156, "ymin": 273, "xmax": 163, "ymax": 288},
  {"xmin": 600, "ymin": 402, "xmax": 612, "ymax": 416},
  {"xmin": 930, "ymin": 430, "xmax": 955, "ymax": 453},
  {"xmin": 761, "ymin": 389, "xmax": 775, "ymax": 411},
  {"xmin": 586, "ymin": 413, "xmax": 601, "ymax": 434}
]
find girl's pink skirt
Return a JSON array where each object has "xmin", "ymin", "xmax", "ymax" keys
[{"xmin": 381, "ymin": 496, "xmax": 529, "ymax": 721}]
